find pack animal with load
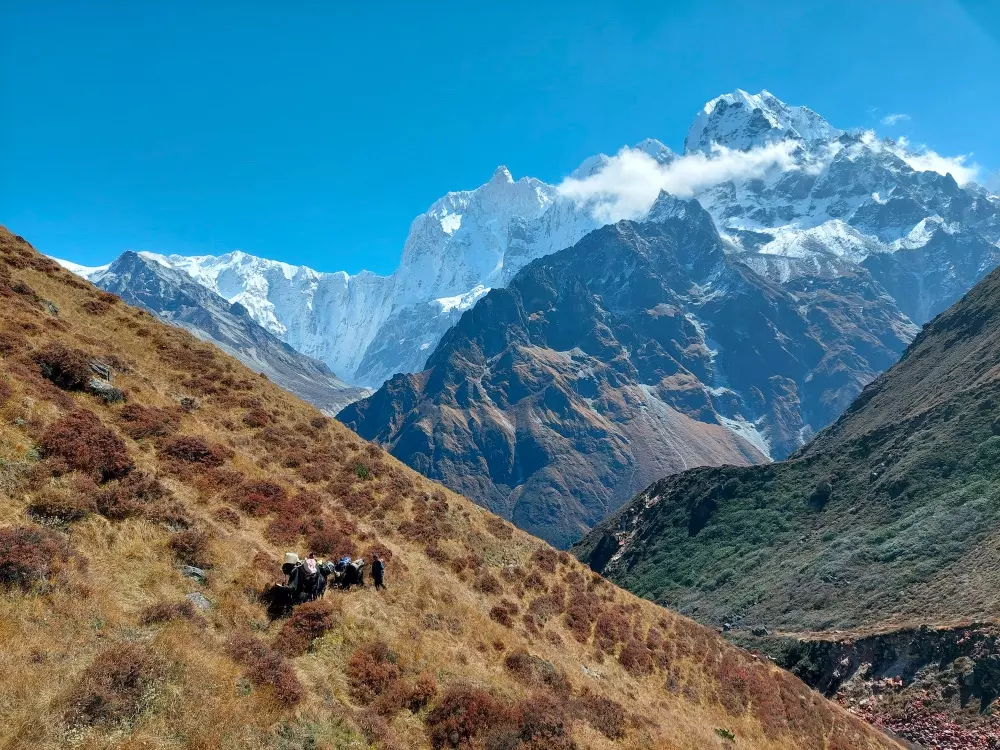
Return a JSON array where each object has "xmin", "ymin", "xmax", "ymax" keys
[{"xmin": 262, "ymin": 552, "xmax": 365, "ymax": 618}]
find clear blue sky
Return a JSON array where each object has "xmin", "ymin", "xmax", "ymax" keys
[{"xmin": 2, "ymin": 0, "xmax": 998, "ymax": 275}]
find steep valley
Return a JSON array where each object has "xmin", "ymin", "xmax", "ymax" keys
[
  {"xmin": 574, "ymin": 243, "xmax": 1000, "ymax": 748},
  {"xmin": 0, "ymin": 226, "xmax": 902, "ymax": 750}
]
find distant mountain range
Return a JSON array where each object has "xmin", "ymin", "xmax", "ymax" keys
[
  {"xmin": 340, "ymin": 194, "xmax": 915, "ymax": 547},
  {"xmin": 61, "ymin": 251, "xmax": 369, "ymax": 414},
  {"xmin": 57, "ymin": 89, "xmax": 1000, "ymax": 547}
]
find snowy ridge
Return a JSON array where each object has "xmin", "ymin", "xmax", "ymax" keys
[{"xmin": 55, "ymin": 89, "xmax": 1000, "ymax": 464}]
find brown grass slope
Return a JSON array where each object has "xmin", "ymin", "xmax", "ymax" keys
[{"xmin": 0, "ymin": 226, "xmax": 897, "ymax": 750}]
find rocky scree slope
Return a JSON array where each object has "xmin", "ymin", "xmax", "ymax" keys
[
  {"xmin": 575, "ymin": 259, "xmax": 1000, "ymax": 635},
  {"xmin": 340, "ymin": 195, "xmax": 914, "ymax": 548},
  {"xmin": 89, "ymin": 250, "xmax": 369, "ymax": 414},
  {"xmin": 734, "ymin": 624, "xmax": 1000, "ymax": 750},
  {"xmin": 0, "ymin": 226, "xmax": 900, "ymax": 750}
]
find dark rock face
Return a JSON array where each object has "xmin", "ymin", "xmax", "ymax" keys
[
  {"xmin": 575, "ymin": 261, "xmax": 1000, "ymax": 633},
  {"xmin": 95, "ymin": 252, "xmax": 368, "ymax": 414},
  {"xmin": 863, "ymin": 230, "xmax": 1000, "ymax": 325},
  {"xmin": 341, "ymin": 197, "xmax": 914, "ymax": 547},
  {"xmin": 743, "ymin": 624, "xmax": 1000, "ymax": 750}
]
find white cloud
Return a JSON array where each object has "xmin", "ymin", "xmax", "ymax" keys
[
  {"xmin": 889, "ymin": 137, "xmax": 981, "ymax": 185},
  {"xmin": 880, "ymin": 113, "xmax": 910, "ymax": 126},
  {"xmin": 557, "ymin": 142, "xmax": 802, "ymax": 223}
]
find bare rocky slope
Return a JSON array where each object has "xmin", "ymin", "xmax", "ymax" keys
[
  {"xmin": 0, "ymin": 226, "xmax": 900, "ymax": 750},
  {"xmin": 340, "ymin": 195, "xmax": 915, "ymax": 547}
]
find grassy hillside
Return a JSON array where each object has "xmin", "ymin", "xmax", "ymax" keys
[
  {"xmin": 575, "ymin": 262, "xmax": 1000, "ymax": 634},
  {"xmin": 0, "ymin": 227, "xmax": 897, "ymax": 750}
]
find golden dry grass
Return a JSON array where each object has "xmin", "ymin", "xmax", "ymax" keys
[{"xmin": 0, "ymin": 226, "xmax": 900, "ymax": 750}]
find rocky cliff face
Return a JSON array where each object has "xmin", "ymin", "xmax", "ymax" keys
[
  {"xmin": 92, "ymin": 252, "xmax": 368, "ymax": 414},
  {"xmin": 740, "ymin": 624, "xmax": 1000, "ymax": 750},
  {"xmin": 575, "ymin": 259, "xmax": 1000, "ymax": 633},
  {"xmin": 340, "ymin": 196, "xmax": 915, "ymax": 547}
]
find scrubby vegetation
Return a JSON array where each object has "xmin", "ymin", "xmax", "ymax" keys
[{"xmin": 0, "ymin": 227, "xmax": 897, "ymax": 750}]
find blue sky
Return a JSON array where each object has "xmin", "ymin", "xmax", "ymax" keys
[{"xmin": 2, "ymin": 0, "xmax": 998, "ymax": 275}]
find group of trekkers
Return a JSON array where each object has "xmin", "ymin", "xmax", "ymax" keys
[{"xmin": 269, "ymin": 550, "xmax": 386, "ymax": 617}]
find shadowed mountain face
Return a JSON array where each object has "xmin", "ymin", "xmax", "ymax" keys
[
  {"xmin": 575, "ymin": 260, "xmax": 1000, "ymax": 633},
  {"xmin": 340, "ymin": 196, "xmax": 915, "ymax": 547},
  {"xmin": 94, "ymin": 252, "xmax": 368, "ymax": 414}
]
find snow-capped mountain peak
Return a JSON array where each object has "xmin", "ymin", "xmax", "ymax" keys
[
  {"xmin": 685, "ymin": 88, "xmax": 843, "ymax": 154},
  {"xmin": 55, "ymin": 88, "xmax": 1000, "ymax": 400}
]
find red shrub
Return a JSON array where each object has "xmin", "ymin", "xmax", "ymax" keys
[
  {"xmin": 0, "ymin": 329, "xmax": 28, "ymax": 355},
  {"xmin": 265, "ymin": 516, "xmax": 304, "ymax": 547},
  {"xmin": 34, "ymin": 343, "xmax": 93, "ymax": 391},
  {"xmin": 503, "ymin": 650, "xmax": 570, "ymax": 695},
  {"xmin": 242, "ymin": 407, "xmax": 271, "ymax": 428},
  {"xmin": 594, "ymin": 610, "xmax": 631, "ymax": 652},
  {"xmin": 95, "ymin": 472, "xmax": 170, "ymax": 521},
  {"xmin": 0, "ymin": 379, "xmax": 11, "ymax": 406},
  {"xmin": 563, "ymin": 595, "xmax": 600, "ymax": 643},
  {"xmin": 27, "ymin": 476, "xmax": 97, "ymax": 522},
  {"xmin": 81, "ymin": 299, "xmax": 112, "ymax": 315},
  {"xmin": 212, "ymin": 507, "xmax": 240, "ymax": 526},
  {"xmin": 226, "ymin": 632, "xmax": 302, "ymax": 706},
  {"xmin": 574, "ymin": 693, "xmax": 626, "ymax": 740},
  {"xmin": 168, "ymin": 529, "xmax": 211, "ymax": 567},
  {"xmin": 0, "ymin": 525, "xmax": 73, "ymax": 591},
  {"xmin": 230, "ymin": 479, "xmax": 287, "ymax": 516},
  {"xmin": 117, "ymin": 404, "xmax": 179, "ymax": 440},
  {"xmin": 274, "ymin": 600, "xmax": 338, "ymax": 657},
  {"xmin": 425, "ymin": 684, "xmax": 513, "ymax": 749},
  {"xmin": 473, "ymin": 572, "xmax": 503, "ymax": 595},
  {"xmin": 618, "ymin": 637, "xmax": 654, "ymax": 677},
  {"xmin": 40, "ymin": 410, "xmax": 134, "ymax": 481},
  {"xmin": 531, "ymin": 547, "xmax": 558, "ymax": 574},
  {"xmin": 64, "ymin": 644, "xmax": 165, "ymax": 727},
  {"xmin": 346, "ymin": 640, "xmax": 401, "ymax": 704},
  {"xmin": 159, "ymin": 435, "xmax": 228, "ymax": 469},
  {"xmin": 516, "ymin": 691, "xmax": 575, "ymax": 749},
  {"xmin": 489, "ymin": 599, "xmax": 520, "ymax": 628},
  {"xmin": 139, "ymin": 599, "xmax": 202, "ymax": 625},
  {"xmin": 485, "ymin": 516, "xmax": 514, "ymax": 540},
  {"xmin": 309, "ymin": 415, "xmax": 329, "ymax": 429},
  {"xmin": 306, "ymin": 524, "xmax": 356, "ymax": 558}
]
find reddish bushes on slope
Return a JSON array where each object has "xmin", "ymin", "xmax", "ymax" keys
[
  {"xmin": 34, "ymin": 343, "xmax": 93, "ymax": 391},
  {"xmin": 63, "ymin": 644, "xmax": 165, "ymax": 727},
  {"xmin": 226, "ymin": 632, "xmax": 303, "ymax": 707},
  {"xmin": 40, "ymin": 409, "xmax": 134, "ymax": 481},
  {"xmin": 347, "ymin": 640, "xmax": 402, "ymax": 704},
  {"xmin": 574, "ymin": 692, "xmax": 626, "ymax": 740},
  {"xmin": 0, "ymin": 525, "xmax": 73, "ymax": 591},
  {"xmin": 489, "ymin": 599, "xmax": 520, "ymax": 628},
  {"xmin": 117, "ymin": 404, "xmax": 179, "ymax": 440},
  {"xmin": 94, "ymin": 472, "xmax": 173, "ymax": 522},
  {"xmin": 168, "ymin": 529, "xmax": 212, "ymax": 567},
  {"xmin": 229, "ymin": 479, "xmax": 287, "ymax": 516},
  {"xmin": 159, "ymin": 435, "xmax": 229, "ymax": 471},
  {"xmin": 424, "ymin": 685, "xmax": 576, "ymax": 749},
  {"xmin": 425, "ymin": 684, "xmax": 512, "ymax": 749},
  {"xmin": 273, "ymin": 600, "xmax": 338, "ymax": 657},
  {"xmin": 139, "ymin": 599, "xmax": 203, "ymax": 625}
]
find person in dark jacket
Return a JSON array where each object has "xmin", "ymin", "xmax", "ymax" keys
[{"xmin": 372, "ymin": 554, "xmax": 386, "ymax": 590}]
